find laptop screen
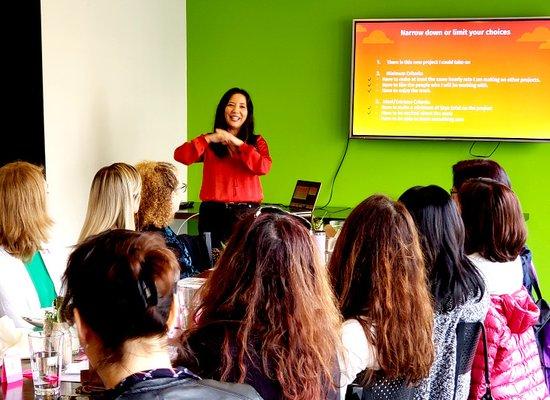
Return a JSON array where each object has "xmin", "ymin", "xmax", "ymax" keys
[{"xmin": 289, "ymin": 180, "xmax": 322, "ymax": 211}]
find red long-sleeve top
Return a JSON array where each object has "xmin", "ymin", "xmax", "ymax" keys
[{"xmin": 174, "ymin": 134, "xmax": 272, "ymax": 203}]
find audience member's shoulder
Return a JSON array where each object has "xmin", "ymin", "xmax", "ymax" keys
[
  {"xmin": 116, "ymin": 377, "xmax": 262, "ymax": 400},
  {"xmin": 199, "ymin": 379, "xmax": 263, "ymax": 399}
]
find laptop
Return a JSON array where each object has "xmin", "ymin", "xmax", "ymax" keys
[{"xmin": 287, "ymin": 180, "xmax": 322, "ymax": 217}]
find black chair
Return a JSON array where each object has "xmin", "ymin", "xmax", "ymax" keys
[
  {"xmin": 346, "ymin": 376, "xmax": 415, "ymax": 400},
  {"xmin": 178, "ymin": 231, "xmax": 213, "ymax": 272},
  {"xmin": 453, "ymin": 321, "xmax": 482, "ymax": 400},
  {"xmin": 175, "ymin": 212, "xmax": 213, "ymax": 272}
]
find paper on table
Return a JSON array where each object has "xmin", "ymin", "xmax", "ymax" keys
[
  {"xmin": 0, "ymin": 316, "xmax": 30, "ymax": 360},
  {"xmin": 60, "ymin": 359, "xmax": 89, "ymax": 382}
]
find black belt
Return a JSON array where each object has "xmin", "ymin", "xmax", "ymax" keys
[
  {"xmin": 202, "ymin": 201, "xmax": 260, "ymax": 209},
  {"xmin": 224, "ymin": 202, "xmax": 259, "ymax": 209}
]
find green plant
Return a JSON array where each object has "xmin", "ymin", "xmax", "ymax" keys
[
  {"xmin": 311, "ymin": 211, "xmax": 327, "ymax": 231},
  {"xmin": 44, "ymin": 296, "xmax": 64, "ymax": 331}
]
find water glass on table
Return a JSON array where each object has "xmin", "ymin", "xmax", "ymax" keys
[
  {"xmin": 28, "ymin": 331, "xmax": 64, "ymax": 397},
  {"xmin": 177, "ymin": 277, "xmax": 206, "ymax": 329}
]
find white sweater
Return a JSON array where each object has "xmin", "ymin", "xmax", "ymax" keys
[
  {"xmin": 468, "ymin": 253, "xmax": 523, "ymax": 295},
  {"xmin": 338, "ymin": 318, "xmax": 379, "ymax": 399},
  {"xmin": 0, "ymin": 246, "xmax": 69, "ymax": 328}
]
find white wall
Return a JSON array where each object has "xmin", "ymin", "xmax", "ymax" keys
[{"xmin": 41, "ymin": 0, "xmax": 187, "ymax": 245}]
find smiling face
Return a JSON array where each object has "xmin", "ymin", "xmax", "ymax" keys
[{"xmin": 224, "ymin": 93, "xmax": 248, "ymax": 134}]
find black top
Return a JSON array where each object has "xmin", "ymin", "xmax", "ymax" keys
[
  {"xmin": 103, "ymin": 366, "xmax": 262, "ymax": 400},
  {"xmin": 182, "ymin": 322, "xmax": 339, "ymax": 400},
  {"xmin": 144, "ymin": 226, "xmax": 198, "ymax": 278},
  {"xmin": 107, "ymin": 367, "xmax": 198, "ymax": 399}
]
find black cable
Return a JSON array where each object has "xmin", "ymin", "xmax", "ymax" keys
[
  {"xmin": 324, "ymin": 206, "xmax": 352, "ymax": 215},
  {"xmin": 318, "ymin": 137, "xmax": 351, "ymax": 209},
  {"xmin": 468, "ymin": 141, "xmax": 501, "ymax": 158}
]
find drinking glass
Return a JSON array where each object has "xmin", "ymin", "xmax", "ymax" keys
[
  {"xmin": 177, "ymin": 277, "xmax": 206, "ymax": 329},
  {"xmin": 28, "ymin": 331, "xmax": 64, "ymax": 397},
  {"xmin": 325, "ymin": 220, "xmax": 343, "ymax": 264}
]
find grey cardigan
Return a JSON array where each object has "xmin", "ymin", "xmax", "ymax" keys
[{"xmin": 413, "ymin": 290, "xmax": 489, "ymax": 400}]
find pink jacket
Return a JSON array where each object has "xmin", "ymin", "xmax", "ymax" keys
[{"xmin": 469, "ymin": 287, "xmax": 549, "ymax": 399}]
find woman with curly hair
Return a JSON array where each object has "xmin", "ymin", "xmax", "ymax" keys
[
  {"xmin": 135, "ymin": 161, "xmax": 197, "ymax": 278},
  {"xmin": 329, "ymin": 195, "xmax": 434, "ymax": 399},
  {"xmin": 176, "ymin": 208, "xmax": 342, "ymax": 400}
]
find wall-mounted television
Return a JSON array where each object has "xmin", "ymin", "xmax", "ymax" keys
[{"xmin": 350, "ymin": 18, "xmax": 550, "ymax": 141}]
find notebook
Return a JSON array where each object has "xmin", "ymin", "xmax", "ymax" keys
[{"xmin": 287, "ymin": 180, "xmax": 322, "ymax": 216}]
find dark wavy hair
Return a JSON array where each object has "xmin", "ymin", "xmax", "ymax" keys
[
  {"xmin": 328, "ymin": 195, "xmax": 434, "ymax": 385},
  {"xmin": 211, "ymin": 87, "xmax": 257, "ymax": 158},
  {"xmin": 61, "ymin": 229, "xmax": 179, "ymax": 366},
  {"xmin": 459, "ymin": 178, "xmax": 526, "ymax": 262},
  {"xmin": 452, "ymin": 159, "xmax": 511, "ymax": 190},
  {"xmin": 178, "ymin": 211, "xmax": 341, "ymax": 400},
  {"xmin": 399, "ymin": 185, "xmax": 485, "ymax": 312}
]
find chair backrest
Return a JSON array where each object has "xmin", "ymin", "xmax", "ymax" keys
[
  {"xmin": 453, "ymin": 321, "xmax": 482, "ymax": 400},
  {"xmin": 346, "ymin": 376, "xmax": 414, "ymax": 400},
  {"xmin": 178, "ymin": 232, "xmax": 213, "ymax": 272}
]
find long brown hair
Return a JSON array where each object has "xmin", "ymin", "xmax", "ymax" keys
[
  {"xmin": 180, "ymin": 211, "xmax": 341, "ymax": 399},
  {"xmin": 459, "ymin": 178, "xmax": 526, "ymax": 262},
  {"xmin": 0, "ymin": 161, "xmax": 53, "ymax": 261},
  {"xmin": 329, "ymin": 195, "xmax": 434, "ymax": 385}
]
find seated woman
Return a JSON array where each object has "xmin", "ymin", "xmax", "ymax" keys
[
  {"xmin": 458, "ymin": 178, "xmax": 548, "ymax": 399},
  {"xmin": 0, "ymin": 161, "xmax": 67, "ymax": 328},
  {"xmin": 177, "ymin": 208, "xmax": 342, "ymax": 400},
  {"xmin": 135, "ymin": 161, "xmax": 197, "ymax": 278},
  {"xmin": 61, "ymin": 229, "xmax": 262, "ymax": 400},
  {"xmin": 328, "ymin": 195, "xmax": 434, "ymax": 399},
  {"xmin": 451, "ymin": 159, "xmax": 537, "ymax": 297},
  {"xmin": 78, "ymin": 162, "xmax": 142, "ymax": 243},
  {"xmin": 399, "ymin": 185, "xmax": 488, "ymax": 400}
]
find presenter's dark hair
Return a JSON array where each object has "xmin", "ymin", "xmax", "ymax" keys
[
  {"xmin": 452, "ymin": 159, "xmax": 511, "ymax": 190},
  {"xmin": 211, "ymin": 87, "xmax": 257, "ymax": 158},
  {"xmin": 61, "ymin": 229, "xmax": 179, "ymax": 365},
  {"xmin": 458, "ymin": 178, "xmax": 526, "ymax": 262},
  {"xmin": 399, "ymin": 185, "xmax": 485, "ymax": 312}
]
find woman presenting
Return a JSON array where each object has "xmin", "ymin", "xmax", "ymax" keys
[{"xmin": 174, "ymin": 88, "xmax": 272, "ymax": 249}]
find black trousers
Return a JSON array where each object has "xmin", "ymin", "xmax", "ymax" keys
[{"xmin": 199, "ymin": 201, "xmax": 259, "ymax": 249}]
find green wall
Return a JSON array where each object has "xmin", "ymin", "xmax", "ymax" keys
[{"xmin": 186, "ymin": 1, "xmax": 550, "ymax": 288}]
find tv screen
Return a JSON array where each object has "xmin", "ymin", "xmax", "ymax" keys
[{"xmin": 350, "ymin": 18, "xmax": 550, "ymax": 141}]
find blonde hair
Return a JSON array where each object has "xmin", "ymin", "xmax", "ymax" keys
[
  {"xmin": 78, "ymin": 163, "xmax": 142, "ymax": 243},
  {"xmin": 0, "ymin": 161, "xmax": 53, "ymax": 261},
  {"xmin": 135, "ymin": 161, "xmax": 178, "ymax": 230}
]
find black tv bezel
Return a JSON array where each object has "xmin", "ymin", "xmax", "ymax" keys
[{"xmin": 349, "ymin": 17, "xmax": 550, "ymax": 142}]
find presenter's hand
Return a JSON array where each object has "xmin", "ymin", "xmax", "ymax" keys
[{"xmin": 207, "ymin": 129, "xmax": 244, "ymax": 148}]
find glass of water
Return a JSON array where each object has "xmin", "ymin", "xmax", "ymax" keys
[
  {"xmin": 177, "ymin": 277, "xmax": 206, "ymax": 329},
  {"xmin": 28, "ymin": 331, "xmax": 64, "ymax": 397}
]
